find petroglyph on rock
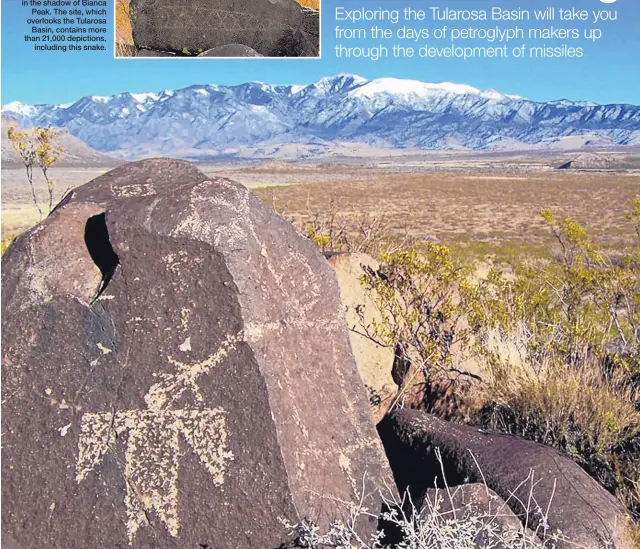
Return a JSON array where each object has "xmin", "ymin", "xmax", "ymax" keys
[
  {"xmin": 77, "ymin": 407, "xmax": 232, "ymax": 542},
  {"xmin": 3, "ymin": 160, "xmax": 392, "ymax": 549},
  {"xmin": 76, "ymin": 337, "xmax": 240, "ymax": 542}
]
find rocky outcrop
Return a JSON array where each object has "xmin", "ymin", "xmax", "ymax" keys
[
  {"xmin": 378, "ymin": 409, "xmax": 635, "ymax": 549},
  {"xmin": 130, "ymin": 0, "xmax": 319, "ymax": 57},
  {"xmin": 557, "ymin": 152, "xmax": 616, "ymax": 170},
  {"xmin": 1, "ymin": 158, "xmax": 392, "ymax": 549},
  {"xmin": 327, "ymin": 253, "xmax": 398, "ymax": 423}
]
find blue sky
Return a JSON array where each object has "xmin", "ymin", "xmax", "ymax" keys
[{"xmin": 2, "ymin": 0, "xmax": 639, "ymax": 106}]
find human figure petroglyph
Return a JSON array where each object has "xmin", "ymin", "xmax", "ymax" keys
[{"xmin": 75, "ymin": 314, "xmax": 340, "ymax": 542}]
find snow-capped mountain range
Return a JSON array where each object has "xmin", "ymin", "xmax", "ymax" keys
[{"xmin": 2, "ymin": 74, "xmax": 639, "ymax": 160}]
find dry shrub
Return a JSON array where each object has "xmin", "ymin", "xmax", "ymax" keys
[
  {"xmin": 282, "ymin": 453, "xmax": 599, "ymax": 548},
  {"xmin": 1, "ymin": 227, "xmax": 17, "ymax": 255},
  {"xmin": 479, "ymin": 350, "xmax": 640, "ymax": 516},
  {"xmin": 6, "ymin": 126, "xmax": 64, "ymax": 221},
  {"xmin": 296, "ymin": 0, "xmax": 320, "ymax": 9},
  {"xmin": 348, "ymin": 201, "xmax": 640, "ymax": 523},
  {"xmin": 273, "ymin": 192, "xmax": 404, "ymax": 256}
]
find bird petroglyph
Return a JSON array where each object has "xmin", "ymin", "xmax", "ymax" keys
[{"xmin": 75, "ymin": 333, "xmax": 242, "ymax": 543}]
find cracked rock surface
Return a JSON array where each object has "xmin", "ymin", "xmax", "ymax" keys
[
  {"xmin": 1, "ymin": 158, "xmax": 392, "ymax": 549},
  {"xmin": 130, "ymin": 0, "xmax": 319, "ymax": 57}
]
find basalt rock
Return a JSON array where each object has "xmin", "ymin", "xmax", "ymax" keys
[
  {"xmin": 378, "ymin": 409, "xmax": 635, "ymax": 549},
  {"xmin": 1, "ymin": 158, "xmax": 392, "ymax": 549},
  {"xmin": 199, "ymin": 44, "xmax": 264, "ymax": 57},
  {"xmin": 130, "ymin": 0, "xmax": 319, "ymax": 57}
]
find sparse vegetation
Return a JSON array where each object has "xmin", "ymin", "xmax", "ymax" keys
[
  {"xmin": 1, "ymin": 226, "xmax": 16, "ymax": 255},
  {"xmin": 1, "ymin": 158, "xmax": 639, "ymax": 538},
  {"xmin": 282, "ymin": 452, "xmax": 592, "ymax": 549},
  {"xmin": 474, "ymin": 207, "xmax": 640, "ymax": 522},
  {"xmin": 7, "ymin": 126, "xmax": 64, "ymax": 221},
  {"xmin": 286, "ymin": 191, "xmax": 640, "ymax": 526},
  {"xmin": 115, "ymin": 0, "xmax": 135, "ymax": 57}
]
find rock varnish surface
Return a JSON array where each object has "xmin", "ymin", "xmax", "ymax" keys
[
  {"xmin": 1, "ymin": 158, "xmax": 392, "ymax": 549},
  {"xmin": 379, "ymin": 409, "xmax": 635, "ymax": 549},
  {"xmin": 130, "ymin": 0, "xmax": 319, "ymax": 57}
]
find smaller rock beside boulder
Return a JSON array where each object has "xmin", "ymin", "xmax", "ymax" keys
[
  {"xmin": 326, "ymin": 253, "xmax": 398, "ymax": 423},
  {"xmin": 378, "ymin": 409, "xmax": 635, "ymax": 549}
]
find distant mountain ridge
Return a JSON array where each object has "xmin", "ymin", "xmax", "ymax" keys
[
  {"xmin": 1, "ymin": 114, "xmax": 121, "ymax": 167},
  {"xmin": 2, "ymin": 74, "xmax": 639, "ymax": 160}
]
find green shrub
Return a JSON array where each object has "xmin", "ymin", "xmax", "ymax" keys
[{"xmin": 355, "ymin": 200, "xmax": 640, "ymax": 522}]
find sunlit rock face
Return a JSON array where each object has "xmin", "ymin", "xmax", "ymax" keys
[{"xmin": 1, "ymin": 158, "xmax": 392, "ymax": 549}]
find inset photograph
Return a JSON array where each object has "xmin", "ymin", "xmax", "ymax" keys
[{"xmin": 115, "ymin": 0, "xmax": 320, "ymax": 58}]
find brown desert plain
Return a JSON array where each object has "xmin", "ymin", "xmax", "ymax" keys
[{"xmin": 3, "ymin": 150, "xmax": 640, "ymax": 259}]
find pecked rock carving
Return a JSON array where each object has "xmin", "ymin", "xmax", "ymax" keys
[
  {"xmin": 75, "ymin": 332, "xmax": 243, "ymax": 542},
  {"xmin": 130, "ymin": 0, "xmax": 319, "ymax": 57},
  {"xmin": 1, "ymin": 158, "xmax": 392, "ymax": 549}
]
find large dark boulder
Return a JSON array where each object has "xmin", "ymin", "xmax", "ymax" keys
[
  {"xmin": 130, "ymin": 0, "xmax": 319, "ymax": 57},
  {"xmin": 378, "ymin": 409, "xmax": 635, "ymax": 549},
  {"xmin": 1, "ymin": 159, "xmax": 392, "ymax": 549}
]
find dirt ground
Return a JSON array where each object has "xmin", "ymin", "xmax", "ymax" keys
[{"xmin": 3, "ymin": 162, "xmax": 639, "ymax": 256}]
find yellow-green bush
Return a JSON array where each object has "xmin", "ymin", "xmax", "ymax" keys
[
  {"xmin": 351, "ymin": 200, "xmax": 640, "ymax": 522},
  {"xmin": 1, "ymin": 231, "xmax": 15, "ymax": 255}
]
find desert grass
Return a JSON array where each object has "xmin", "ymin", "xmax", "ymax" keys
[
  {"xmin": 479, "ymin": 347, "xmax": 640, "ymax": 514},
  {"xmin": 283, "ymin": 452, "xmax": 617, "ymax": 549},
  {"xmin": 253, "ymin": 170, "xmax": 640, "ymax": 260},
  {"xmin": 1, "ymin": 167, "xmax": 109, "ymax": 246},
  {"xmin": 4, "ymin": 166, "xmax": 639, "ymax": 256}
]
